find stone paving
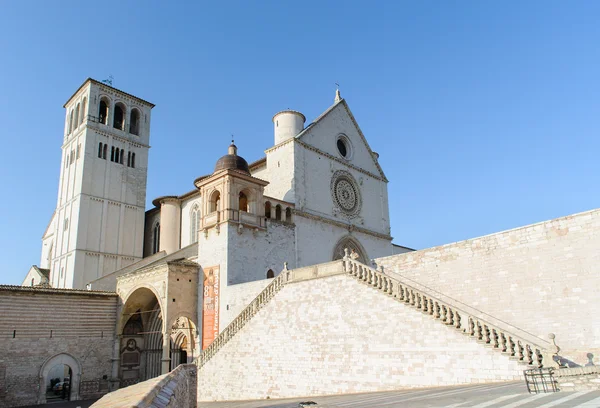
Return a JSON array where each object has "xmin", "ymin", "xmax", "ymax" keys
[{"xmin": 198, "ymin": 382, "xmax": 600, "ymax": 407}]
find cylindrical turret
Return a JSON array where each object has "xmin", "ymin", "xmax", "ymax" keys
[
  {"xmin": 156, "ymin": 196, "xmax": 181, "ymax": 255},
  {"xmin": 272, "ymin": 110, "xmax": 306, "ymax": 145}
]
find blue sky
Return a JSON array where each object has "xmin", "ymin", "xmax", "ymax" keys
[{"xmin": 1, "ymin": 1, "xmax": 599, "ymax": 285}]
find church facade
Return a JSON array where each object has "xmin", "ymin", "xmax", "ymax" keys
[
  {"xmin": 3, "ymin": 78, "xmax": 598, "ymax": 407},
  {"xmin": 25, "ymin": 78, "xmax": 411, "ymax": 388}
]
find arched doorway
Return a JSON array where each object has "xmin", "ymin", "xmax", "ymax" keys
[
  {"xmin": 119, "ymin": 287, "xmax": 164, "ymax": 387},
  {"xmin": 170, "ymin": 316, "xmax": 198, "ymax": 369},
  {"xmin": 38, "ymin": 353, "xmax": 81, "ymax": 404},
  {"xmin": 332, "ymin": 235, "xmax": 368, "ymax": 264}
]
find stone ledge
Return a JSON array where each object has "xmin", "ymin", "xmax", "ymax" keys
[
  {"xmin": 91, "ymin": 364, "xmax": 196, "ymax": 408},
  {"xmin": 553, "ymin": 366, "xmax": 600, "ymax": 377}
]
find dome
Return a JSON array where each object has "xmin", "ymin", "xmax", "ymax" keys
[{"xmin": 214, "ymin": 142, "xmax": 250, "ymax": 175}]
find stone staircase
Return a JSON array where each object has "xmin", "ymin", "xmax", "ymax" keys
[
  {"xmin": 344, "ymin": 255, "xmax": 554, "ymax": 369},
  {"xmin": 198, "ymin": 255, "xmax": 555, "ymax": 370}
]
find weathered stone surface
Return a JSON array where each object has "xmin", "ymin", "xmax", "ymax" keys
[
  {"xmin": 91, "ymin": 364, "xmax": 196, "ymax": 408},
  {"xmin": 197, "ymin": 273, "xmax": 524, "ymax": 402}
]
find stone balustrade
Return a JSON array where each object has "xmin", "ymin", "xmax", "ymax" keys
[
  {"xmin": 197, "ymin": 254, "xmax": 556, "ymax": 371},
  {"xmin": 199, "ymin": 271, "xmax": 288, "ymax": 367},
  {"xmin": 343, "ymin": 254, "xmax": 553, "ymax": 368}
]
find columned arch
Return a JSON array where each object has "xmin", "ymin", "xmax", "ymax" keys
[
  {"xmin": 38, "ymin": 353, "xmax": 82, "ymax": 404},
  {"xmin": 118, "ymin": 285, "xmax": 165, "ymax": 385},
  {"xmin": 332, "ymin": 235, "xmax": 368, "ymax": 264}
]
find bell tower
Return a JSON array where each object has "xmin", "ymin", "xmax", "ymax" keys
[{"xmin": 47, "ymin": 78, "xmax": 155, "ymax": 289}]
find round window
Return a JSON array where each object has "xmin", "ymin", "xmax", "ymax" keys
[
  {"xmin": 330, "ymin": 170, "xmax": 362, "ymax": 217},
  {"xmin": 337, "ymin": 139, "xmax": 347, "ymax": 158}
]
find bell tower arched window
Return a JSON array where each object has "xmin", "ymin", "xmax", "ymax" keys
[
  {"xmin": 129, "ymin": 108, "xmax": 140, "ymax": 135},
  {"xmin": 265, "ymin": 201, "xmax": 271, "ymax": 219},
  {"xmin": 113, "ymin": 103, "xmax": 126, "ymax": 130},
  {"xmin": 74, "ymin": 103, "xmax": 80, "ymax": 130},
  {"xmin": 80, "ymin": 97, "xmax": 87, "ymax": 125},
  {"xmin": 98, "ymin": 97, "xmax": 109, "ymax": 125}
]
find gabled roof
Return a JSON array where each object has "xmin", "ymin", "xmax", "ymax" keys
[
  {"xmin": 32, "ymin": 266, "xmax": 50, "ymax": 279},
  {"xmin": 294, "ymin": 98, "xmax": 387, "ymax": 181}
]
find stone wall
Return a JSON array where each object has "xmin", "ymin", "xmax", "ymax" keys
[
  {"xmin": 554, "ymin": 366, "xmax": 600, "ymax": 392},
  {"xmin": 197, "ymin": 273, "xmax": 524, "ymax": 402},
  {"xmin": 91, "ymin": 364, "xmax": 197, "ymax": 408},
  {"xmin": 375, "ymin": 208, "xmax": 600, "ymax": 364},
  {"xmin": 0, "ymin": 286, "xmax": 118, "ymax": 407}
]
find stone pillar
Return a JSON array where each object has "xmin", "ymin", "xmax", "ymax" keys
[
  {"xmin": 159, "ymin": 197, "xmax": 181, "ymax": 254},
  {"xmin": 161, "ymin": 331, "xmax": 171, "ymax": 374}
]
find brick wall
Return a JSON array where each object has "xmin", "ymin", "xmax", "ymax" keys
[
  {"xmin": 0, "ymin": 286, "xmax": 117, "ymax": 407},
  {"xmin": 197, "ymin": 273, "xmax": 524, "ymax": 402},
  {"xmin": 375, "ymin": 208, "xmax": 600, "ymax": 364}
]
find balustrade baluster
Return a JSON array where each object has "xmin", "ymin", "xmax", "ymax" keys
[
  {"xmin": 447, "ymin": 308, "xmax": 454, "ymax": 325},
  {"xmin": 484, "ymin": 325, "xmax": 491, "ymax": 344},
  {"xmin": 535, "ymin": 349, "xmax": 543, "ymax": 368},
  {"xmin": 517, "ymin": 340, "xmax": 524, "ymax": 361},
  {"xmin": 508, "ymin": 336, "xmax": 516, "ymax": 356},
  {"xmin": 441, "ymin": 305, "xmax": 448, "ymax": 322},
  {"xmin": 476, "ymin": 321, "xmax": 483, "ymax": 340},
  {"xmin": 492, "ymin": 329, "xmax": 499, "ymax": 348},
  {"xmin": 468, "ymin": 317, "xmax": 475, "ymax": 336},
  {"xmin": 526, "ymin": 344, "xmax": 533, "ymax": 365},
  {"xmin": 454, "ymin": 311, "xmax": 461, "ymax": 329}
]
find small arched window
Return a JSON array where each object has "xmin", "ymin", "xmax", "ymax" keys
[
  {"xmin": 120, "ymin": 148, "xmax": 125, "ymax": 164},
  {"xmin": 152, "ymin": 222, "xmax": 160, "ymax": 254},
  {"xmin": 190, "ymin": 205, "xmax": 200, "ymax": 244},
  {"xmin": 275, "ymin": 205, "xmax": 282, "ymax": 221},
  {"xmin": 285, "ymin": 207, "xmax": 292, "ymax": 223},
  {"xmin": 129, "ymin": 109, "xmax": 140, "ymax": 135},
  {"xmin": 99, "ymin": 97, "xmax": 109, "ymax": 125},
  {"xmin": 265, "ymin": 201, "xmax": 271, "ymax": 219},
  {"xmin": 103, "ymin": 144, "xmax": 107, "ymax": 159},
  {"xmin": 80, "ymin": 97, "xmax": 87, "ymax": 125},
  {"xmin": 266, "ymin": 269, "xmax": 275, "ymax": 279},
  {"xmin": 113, "ymin": 103, "xmax": 125, "ymax": 130},
  {"xmin": 98, "ymin": 142, "xmax": 103, "ymax": 158},
  {"xmin": 131, "ymin": 152, "xmax": 135, "ymax": 168},
  {"xmin": 31, "ymin": 278, "xmax": 35, "ymax": 287},
  {"xmin": 68, "ymin": 110, "xmax": 74, "ymax": 134},
  {"xmin": 127, "ymin": 151, "xmax": 131, "ymax": 167},
  {"xmin": 111, "ymin": 146, "xmax": 115, "ymax": 162},
  {"xmin": 210, "ymin": 191, "xmax": 220, "ymax": 213},
  {"xmin": 239, "ymin": 192, "xmax": 248, "ymax": 212},
  {"xmin": 74, "ymin": 103, "xmax": 80, "ymax": 130}
]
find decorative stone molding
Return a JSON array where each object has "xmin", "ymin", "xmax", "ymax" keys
[
  {"xmin": 294, "ymin": 209, "xmax": 392, "ymax": 241},
  {"xmin": 296, "ymin": 139, "xmax": 385, "ymax": 182}
]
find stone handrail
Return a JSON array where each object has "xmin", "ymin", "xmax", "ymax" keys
[
  {"xmin": 198, "ymin": 270, "xmax": 289, "ymax": 367},
  {"xmin": 91, "ymin": 364, "xmax": 197, "ymax": 408},
  {"xmin": 344, "ymin": 255, "xmax": 555, "ymax": 368}
]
